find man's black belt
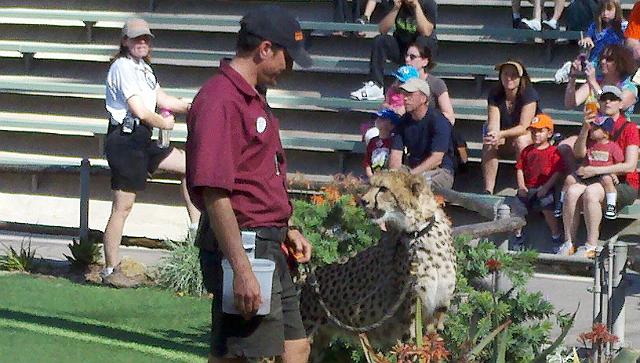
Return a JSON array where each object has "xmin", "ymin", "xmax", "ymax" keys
[{"xmin": 243, "ymin": 226, "xmax": 288, "ymax": 242}]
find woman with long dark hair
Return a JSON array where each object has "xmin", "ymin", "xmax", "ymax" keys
[
  {"xmin": 404, "ymin": 40, "xmax": 455, "ymax": 124},
  {"xmin": 482, "ymin": 60, "xmax": 540, "ymax": 194},
  {"xmin": 102, "ymin": 18, "xmax": 200, "ymax": 278}
]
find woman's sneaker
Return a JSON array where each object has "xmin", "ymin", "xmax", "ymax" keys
[
  {"xmin": 554, "ymin": 61, "xmax": 572, "ymax": 84},
  {"xmin": 604, "ymin": 204, "xmax": 618, "ymax": 220},
  {"xmin": 556, "ymin": 241, "xmax": 575, "ymax": 256},
  {"xmin": 355, "ymin": 16, "xmax": 369, "ymax": 37},
  {"xmin": 520, "ymin": 18, "xmax": 541, "ymax": 31},
  {"xmin": 350, "ymin": 81, "xmax": 384, "ymax": 101},
  {"xmin": 554, "ymin": 200, "xmax": 563, "ymax": 218},
  {"xmin": 574, "ymin": 244, "xmax": 598, "ymax": 259},
  {"xmin": 542, "ymin": 19, "xmax": 558, "ymax": 30}
]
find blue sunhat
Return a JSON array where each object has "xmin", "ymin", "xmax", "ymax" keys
[
  {"xmin": 592, "ymin": 116, "xmax": 615, "ymax": 134},
  {"xmin": 375, "ymin": 108, "xmax": 401, "ymax": 125},
  {"xmin": 394, "ymin": 65, "xmax": 419, "ymax": 83}
]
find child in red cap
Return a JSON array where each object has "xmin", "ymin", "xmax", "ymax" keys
[{"xmin": 514, "ymin": 114, "xmax": 564, "ymax": 250}]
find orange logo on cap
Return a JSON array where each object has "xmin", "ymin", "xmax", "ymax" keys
[{"xmin": 294, "ymin": 31, "xmax": 304, "ymax": 41}]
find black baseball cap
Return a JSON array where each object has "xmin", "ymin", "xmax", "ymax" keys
[{"xmin": 240, "ymin": 5, "xmax": 313, "ymax": 68}]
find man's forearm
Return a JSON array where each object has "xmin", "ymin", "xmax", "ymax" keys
[
  {"xmin": 500, "ymin": 125, "xmax": 527, "ymax": 139},
  {"xmin": 378, "ymin": 7, "xmax": 400, "ymax": 34},
  {"xmin": 203, "ymin": 188, "xmax": 252, "ymax": 274},
  {"xmin": 411, "ymin": 153, "xmax": 443, "ymax": 174},
  {"xmin": 413, "ymin": 4, "xmax": 434, "ymax": 36}
]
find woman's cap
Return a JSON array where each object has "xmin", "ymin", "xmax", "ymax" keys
[
  {"xmin": 528, "ymin": 113, "xmax": 554, "ymax": 133},
  {"xmin": 240, "ymin": 5, "xmax": 313, "ymax": 68},
  {"xmin": 592, "ymin": 116, "xmax": 615, "ymax": 133},
  {"xmin": 394, "ymin": 65, "xmax": 419, "ymax": 83},
  {"xmin": 495, "ymin": 61, "xmax": 524, "ymax": 77},
  {"xmin": 399, "ymin": 77, "xmax": 431, "ymax": 97},
  {"xmin": 122, "ymin": 18, "xmax": 154, "ymax": 38},
  {"xmin": 599, "ymin": 85, "xmax": 623, "ymax": 100},
  {"xmin": 375, "ymin": 108, "xmax": 402, "ymax": 124}
]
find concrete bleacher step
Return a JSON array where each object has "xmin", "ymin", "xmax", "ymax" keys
[
  {"xmin": 0, "ymin": 75, "xmax": 634, "ymax": 126},
  {"xmin": 0, "ymin": 39, "xmax": 562, "ymax": 81}
]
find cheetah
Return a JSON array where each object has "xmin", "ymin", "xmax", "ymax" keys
[{"xmin": 299, "ymin": 170, "xmax": 457, "ymax": 358}]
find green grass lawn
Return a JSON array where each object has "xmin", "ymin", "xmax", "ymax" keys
[{"xmin": 0, "ymin": 273, "xmax": 211, "ymax": 362}]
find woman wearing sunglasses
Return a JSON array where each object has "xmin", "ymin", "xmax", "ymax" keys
[
  {"xmin": 102, "ymin": 18, "xmax": 200, "ymax": 279},
  {"xmin": 564, "ymin": 44, "xmax": 637, "ymax": 120},
  {"xmin": 403, "ymin": 40, "xmax": 455, "ymax": 125},
  {"xmin": 559, "ymin": 44, "xmax": 637, "ymax": 172}
]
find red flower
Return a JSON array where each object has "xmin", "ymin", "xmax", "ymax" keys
[
  {"xmin": 579, "ymin": 323, "xmax": 619, "ymax": 346},
  {"xmin": 486, "ymin": 258, "xmax": 502, "ymax": 272}
]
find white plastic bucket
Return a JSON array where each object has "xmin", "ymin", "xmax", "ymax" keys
[{"xmin": 221, "ymin": 258, "xmax": 276, "ymax": 315}]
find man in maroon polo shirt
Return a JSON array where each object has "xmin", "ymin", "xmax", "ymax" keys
[{"xmin": 186, "ymin": 5, "xmax": 313, "ymax": 363}]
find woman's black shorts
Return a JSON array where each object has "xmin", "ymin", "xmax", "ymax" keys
[{"xmin": 105, "ymin": 122, "xmax": 173, "ymax": 192}]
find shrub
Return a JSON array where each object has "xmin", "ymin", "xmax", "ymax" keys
[
  {"xmin": 64, "ymin": 237, "xmax": 101, "ymax": 269},
  {"xmin": 290, "ymin": 184, "xmax": 380, "ymax": 266},
  {"xmin": 1, "ymin": 240, "xmax": 37, "ymax": 272},
  {"xmin": 442, "ymin": 237, "xmax": 570, "ymax": 362},
  {"xmin": 156, "ymin": 236, "xmax": 206, "ymax": 297}
]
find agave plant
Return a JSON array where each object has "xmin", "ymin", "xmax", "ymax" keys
[
  {"xmin": 64, "ymin": 237, "xmax": 101, "ymax": 268},
  {"xmin": 1, "ymin": 241, "xmax": 37, "ymax": 271}
]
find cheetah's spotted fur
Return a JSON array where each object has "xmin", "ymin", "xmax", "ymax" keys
[{"xmin": 299, "ymin": 170, "xmax": 457, "ymax": 359}]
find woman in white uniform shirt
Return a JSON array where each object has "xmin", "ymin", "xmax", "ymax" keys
[{"xmin": 102, "ymin": 18, "xmax": 200, "ymax": 277}]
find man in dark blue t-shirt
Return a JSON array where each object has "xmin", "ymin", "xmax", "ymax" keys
[{"xmin": 389, "ymin": 77, "xmax": 455, "ymax": 189}]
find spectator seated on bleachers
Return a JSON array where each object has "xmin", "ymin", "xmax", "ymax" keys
[
  {"xmin": 383, "ymin": 64, "xmax": 419, "ymax": 115},
  {"xmin": 482, "ymin": 60, "xmax": 539, "ymax": 195},
  {"xmin": 513, "ymin": 0, "xmax": 566, "ymax": 31},
  {"xmin": 514, "ymin": 114, "xmax": 563, "ymax": 251},
  {"xmin": 389, "ymin": 78, "xmax": 455, "ymax": 189},
  {"xmin": 401, "ymin": 39, "xmax": 469, "ymax": 171},
  {"xmin": 350, "ymin": 0, "xmax": 437, "ymax": 101},
  {"xmin": 557, "ymin": 85, "xmax": 639, "ymax": 258},
  {"xmin": 560, "ymin": 44, "xmax": 638, "ymax": 171},
  {"xmin": 555, "ymin": 0, "xmax": 627, "ymax": 84},
  {"xmin": 363, "ymin": 108, "xmax": 400, "ymax": 178},
  {"xmin": 404, "ymin": 39, "xmax": 455, "ymax": 125}
]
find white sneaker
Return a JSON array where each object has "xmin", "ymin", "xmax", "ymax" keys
[
  {"xmin": 350, "ymin": 81, "xmax": 384, "ymax": 101},
  {"xmin": 542, "ymin": 19, "xmax": 558, "ymax": 30},
  {"xmin": 574, "ymin": 244, "xmax": 598, "ymax": 259},
  {"xmin": 554, "ymin": 61, "xmax": 572, "ymax": 84},
  {"xmin": 520, "ymin": 18, "xmax": 542, "ymax": 31},
  {"xmin": 99, "ymin": 266, "xmax": 114, "ymax": 278},
  {"xmin": 556, "ymin": 241, "xmax": 575, "ymax": 256}
]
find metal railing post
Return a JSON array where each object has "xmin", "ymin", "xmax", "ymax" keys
[
  {"xmin": 609, "ymin": 241, "xmax": 627, "ymax": 352},
  {"xmin": 495, "ymin": 204, "xmax": 511, "ymax": 252},
  {"xmin": 592, "ymin": 253, "xmax": 602, "ymax": 324},
  {"xmin": 79, "ymin": 158, "xmax": 90, "ymax": 244},
  {"xmin": 495, "ymin": 204, "xmax": 511, "ymax": 291}
]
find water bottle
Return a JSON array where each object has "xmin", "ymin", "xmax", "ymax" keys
[{"xmin": 157, "ymin": 108, "xmax": 172, "ymax": 148}]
